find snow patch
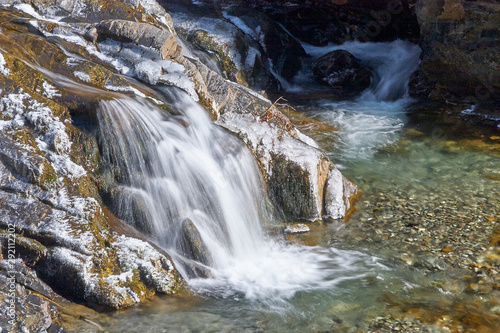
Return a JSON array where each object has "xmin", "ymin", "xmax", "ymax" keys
[
  {"xmin": 0, "ymin": 52, "xmax": 10, "ymax": 76},
  {"xmin": 73, "ymin": 71, "xmax": 90, "ymax": 82},
  {"xmin": 0, "ymin": 92, "xmax": 87, "ymax": 180},
  {"xmin": 136, "ymin": 60, "xmax": 163, "ymax": 85},
  {"xmin": 42, "ymin": 81, "xmax": 61, "ymax": 99},
  {"xmin": 113, "ymin": 235, "xmax": 177, "ymax": 293}
]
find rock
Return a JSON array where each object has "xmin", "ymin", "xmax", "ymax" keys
[
  {"xmin": 176, "ymin": 219, "xmax": 212, "ymax": 278},
  {"xmin": 96, "ymin": 20, "xmax": 182, "ymax": 60},
  {"xmin": 238, "ymin": 0, "xmax": 420, "ymax": 45},
  {"xmin": 170, "ymin": 5, "xmax": 279, "ymax": 91},
  {"xmin": 413, "ymin": 0, "xmax": 500, "ymax": 104},
  {"xmin": 0, "ymin": 260, "xmax": 67, "ymax": 333},
  {"xmin": 225, "ymin": 6, "xmax": 307, "ymax": 80},
  {"xmin": 180, "ymin": 219, "xmax": 212, "ymax": 266},
  {"xmin": 312, "ymin": 50, "xmax": 372, "ymax": 95},
  {"xmin": 217, "ymin": 111, "xmax": 356, "ymax": 221},
  {"xmin": 0, "ymin": 133, "xmax": 52, "ymax": 186}
]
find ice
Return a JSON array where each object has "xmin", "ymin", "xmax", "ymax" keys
[
  {"xmin": 135, "ymin": 60, "xmax": 163, "ymax": 85},
  {"xmin": 324, "ymin": 168, "xmax": 346, "ymax": 219}
]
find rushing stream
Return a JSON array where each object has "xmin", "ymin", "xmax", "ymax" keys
[{"xmin": 80, "ymin": 41, "xmax": 500, "ymax": 332}]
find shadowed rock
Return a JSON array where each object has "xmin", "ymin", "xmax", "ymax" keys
[
  {"xmin": 178, "ymin": 219, "xmax": 212, "ymax": 278},
  {"xmin": 312, "ymin": 50, "xmax": 372, "ymax": 95}
]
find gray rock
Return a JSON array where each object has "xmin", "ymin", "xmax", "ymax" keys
[{"xmin": 97, "ymin": 19, "xmax": 182, "ymax": 60}]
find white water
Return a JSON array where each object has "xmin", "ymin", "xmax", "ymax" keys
[
  {"xmin": 302, "ymin": 39, "xmax": 421, "ymax": 102},
  {"xmin": 299, "ymin": 40, "xmax": 422, "ymax": 160},
  {"xmin": 98, "ymin": 89, "xmax": 382, "ymax": 305}
]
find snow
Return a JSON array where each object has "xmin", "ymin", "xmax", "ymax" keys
[
  {"xmin": 113, "ymin": 235, "xmax": 177, "ymax": 292},
  {"xmin": 0, "ymin": 92, "xmax": 88, "ymax": 180},
  {"xmin": 13, "ymin": 3, "xmax": 64, "ymax": 22},
  {"xmin": 136, "ymin": 60, "xmax": 163, "ymax": 85},
  {"xmin": 66, "ymin": 57, "xmax": 80, "ymax": 66},
  {"xmin": 296, "ymin": 129, "xmax": 320, "ymax": 148},
  {"xmin": 42, "ymin": 81, "xmax": 61, "ymax": 99},
  {"xmin": 73, "ymin": 71, "xmax": 90, "ymax": 82},
  {"xmin": 284, "ymin": 223, "xmax": 310, "ymax": 234},
  {"xmin": 172, "ymin": 14, "xmax": 243, "ymax": 69},
  {"xmin": 0, "ymin": 52, "xmax": 10, "ymax": 76}
]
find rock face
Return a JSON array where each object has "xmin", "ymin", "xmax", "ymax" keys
[
  {"xmin": 413, "ymin": 0, "xmax": 500, "ymax": 104},
  {"xmin": 312, "ymin": 50, "xmax": 372, "ymax": 95},
  {"xmin": 220, "ymin": 0, "xmax": 420, "ymax": 45},
  {"xmin": 0, "ymin": 6, "xmax": 183, "ymax": 320}
]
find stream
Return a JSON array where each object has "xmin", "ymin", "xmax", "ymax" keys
[{"xmin": 74, "ymin": 41, "xmax": 500, "ymax": 332}]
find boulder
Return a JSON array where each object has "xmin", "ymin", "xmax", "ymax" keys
[
  {"xmin": 176, "ymin": 219, "xmax": 212, "ymax": 278},
  {"xmin": 180, "ymin": 219, "xmax": 212, "ymax": 266},
  {"xmin": 413, "ymin": 0, "xmax": 500, "ymax": 104},
  {"xmin": 312, "ymin": 50, "xmax": 372, "ymax": 95},
  {"xmin": 96, "ymin": 19, "xmax": 183, "ymax": 60}
]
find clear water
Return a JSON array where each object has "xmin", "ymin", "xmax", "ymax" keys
[{"xmin": 81, "ymin": 41, "xmax": 500, "ymax": 332}]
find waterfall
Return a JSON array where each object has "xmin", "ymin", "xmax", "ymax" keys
[
  {"xmin": 98, "ymin": 89, "xmax": 270, "ymax": 278},
  {"xmin": 97, "ymin": 88, "xmax": 381, "ymax": 303}
]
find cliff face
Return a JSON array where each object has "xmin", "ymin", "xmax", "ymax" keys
[{"xmin": 413, "ymin": 0, "xmax": 500, "ymax": 105}]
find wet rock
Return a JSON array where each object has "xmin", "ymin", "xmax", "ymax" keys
[
  {"xmin": 180, "ymin": 219, "xmax": 212, "ymax": 266},
  {"xmin": 0, "ymin": 260, "xmax": 66, "ymax": 333},
  {"xmin": 312, "ymin": 50, "xmax": 372, "ymax": 95},
  {"xmin": 96, "ymin": 19, "xmax": 182, "ymax": 60}
]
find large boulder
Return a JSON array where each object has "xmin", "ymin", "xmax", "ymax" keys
[
  {"xmin": 96, "ymin": 19, "xmax": 183, "ymax": 60},
  {"xmin": 413, "ymin": 0, "xmax": 500, "ymax": 104},
  {"xmin": 312, "ymin": 50, "xmax": 372, "ymax": 95}
]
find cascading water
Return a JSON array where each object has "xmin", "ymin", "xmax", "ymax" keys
[
  {"xmin": 98, "ymin": 89, "xmax": 269, "ymax": 278},
  {"xmin": 298, "ymin": 40, "xmax": 422, "ymax": 160},
  {"xmin": 302, "ymin": 39, "xmax": 421, "ymax": 102},
  {"xmin": 97, "ymin": 88, "xmax": 384, "ymax": 304}
]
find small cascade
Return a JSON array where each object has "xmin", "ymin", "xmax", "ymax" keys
[
  {"xmin": 303, "ymin": 40, "xmax": 422, "ymax": 102},
  {"xmin": 98, "ymin": 89, "xmax": 269, "ymax": 278},
  {"xmin": 299, "ymin": 40, "xmax": 422, "ymax": 159}
]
